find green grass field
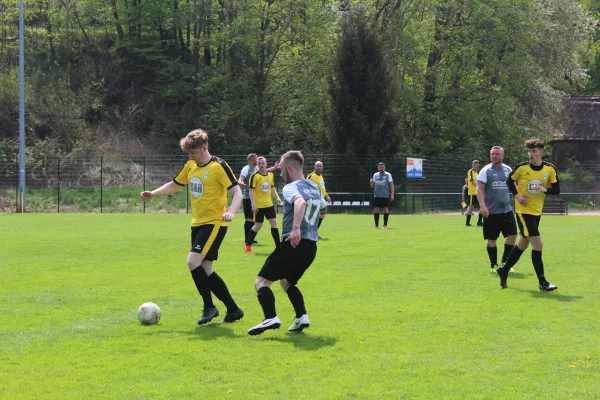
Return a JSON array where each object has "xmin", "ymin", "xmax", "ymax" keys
[{"xmin": 1, "ymin": 214, "xmax": 599, "ymax": 399}]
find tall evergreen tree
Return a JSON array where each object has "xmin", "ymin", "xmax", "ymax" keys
[{"xmin": 328, "ymin": 10, "xmax": 400, "ymax": 155}]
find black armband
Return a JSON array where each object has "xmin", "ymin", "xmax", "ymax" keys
[{"xmin": 545, "ymin": 181, "xmax": 560, "ymax": 195}]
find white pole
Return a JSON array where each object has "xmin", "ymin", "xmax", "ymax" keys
[{"xmin": 18, "ymin": 0, "xmax": 25, "ymax": 212}]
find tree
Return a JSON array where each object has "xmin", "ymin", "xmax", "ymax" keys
[{"xmin": 328, "ymin": 8, "xmax": 400, "ymax": 155}]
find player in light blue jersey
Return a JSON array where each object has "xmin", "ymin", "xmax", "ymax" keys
[
  {"xmin": 476, "ymin": 146, "xmax": 517, "ymax": 272},
  {"xmin": 248, "ymin": 150, "xmax": 326, "ymax": 336},
  {"xmin": 370, "ymin": 162, "xmax": 394, "ymax": 228}
]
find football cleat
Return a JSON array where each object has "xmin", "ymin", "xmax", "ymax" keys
[
  {"xmin": 223, "ymin": 308, "xmax": 244, "ymax": 323},
  {"xmin": 477, "ymin": 222, "xmax": 484, "ymax": 227},
  {"xmin": 465, "ymin": 224, "xmax": 472, "ymax": 227},
  {"xmin": 288, "ymin": 314, "xmax": 310, "ymax": 332},
  {"xmin": 375, "ymin": 225, "xmax": 379, "ymax": 229},
  {"xmin": 248, "ymin": 316, "xmax": 281, "ymax": 335},
  {"xmin": 383, "ymin": 225, "xmax": 388, "ymax": 229},
  {"xmin": 496, "ymin": 267, "xmax": 508, "ymax": 289},
  {"xmin": 197, "ymin": 307, "xmax": 219, "ymax": 325},
  {"xmin": 244, "ymin": 244, "xmax": 252, "ymax": 253},
  {"xmin": 490, "ymin": 263, "xmax": 498, "ymax": 272},
  {"xmin": 539, "ymin": 281, "xmax": 558, "ymax": 291}
]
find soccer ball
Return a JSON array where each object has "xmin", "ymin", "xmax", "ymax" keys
[{"xmin": 137, "ymin": 302, "xmax": 161, "ymax": 325}]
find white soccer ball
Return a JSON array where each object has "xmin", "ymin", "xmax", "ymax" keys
[{"xmin": 137, "ymin": 302, "xmax": 161, "ymax": 325}]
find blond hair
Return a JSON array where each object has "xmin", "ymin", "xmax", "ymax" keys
[
  {"xmin": 180, "ymin": 129, "xmax": 208, "ymax": 152},
  {"xmin": 281, "ymin": 150, "xmax": 304, "ymax": 170}
]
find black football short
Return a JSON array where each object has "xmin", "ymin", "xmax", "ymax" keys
[
  {"xmin": 190, "ymin": 224, "xmax": 228, "ymax": 261},
  {"xmin": 372, "ymin": 197, "xmax": 390, "ymax": 208},
  {"xmin": 243, "ymin": 199, "xmax": 253, "ymax": 220},
  {"xmin": 258, "ymin": 240, "xmax": 317, "ymax": 285},
  {"xmin": 468, "ymin": 195, "xmax": 479, "ymax": 207},
  {"xmin": 483, "ymin": 211, "xmax": 517, "ymax": 240},
  {"xmin": 515, "ymin": 213, "xmax": 542, "ymax": 237},
  {"xmin": 255, "ymin": 206, "xmax": 276, "ymax": 223}
]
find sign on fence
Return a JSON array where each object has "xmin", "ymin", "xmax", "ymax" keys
[{"xmin": 407, "ymin": 157, "xmax": 424, "ymax": 179}]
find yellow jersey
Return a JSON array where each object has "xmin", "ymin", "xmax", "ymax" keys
[
  {"xmin": 307, "ymin": 172, "xmax": 327, "ymax": 197},
  {"xmin": 249, "ymin": 171, "xmax": 275, "ymax": 208},
  {"xmin": 467, "ymin": 169, "xmax": 479, "ymax": 195},
  {"xmin": 173, "ymin": 157, "xmax": 238, "ymax": 226},
  {"xmin": 510, "ymin": 161, "xmax": 559, "ymax": 216}
]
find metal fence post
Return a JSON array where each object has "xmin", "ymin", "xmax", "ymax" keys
[
  {"xmin": 411, "ymin": 193, "xmax": 415, "ymax": 214},
  {"xmin": 100, "ymin": 156, "xmax": 103, "ymax": 213},
  {"xmin": 565, "ymin": 194, "xmax": 569, "ymax": 216},
  {"xmin": 57, "ymin": 156, "xmax": 60, "ymax": 213},
  {"xmin": 143, "ymin": 156, "xmax": 146, "ymax": 214}
]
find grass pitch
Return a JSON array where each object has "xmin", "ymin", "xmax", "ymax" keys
[{"xmin": 1, "ymin": 214, "xmax": 599, "ymax": 399}]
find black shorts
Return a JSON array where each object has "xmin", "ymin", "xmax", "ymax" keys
[
  {"xmin": 483, "ymin": 211, "xmax": 517, "ymax": 240},
  {"xmin": 468, "ymin": 195, "xmax": 479, "ymax": 207},
  {"xmin": 515, "ymin": 213, "xmax": 542, "ymax": 237},
  {"xmin": 255, "ymin": 206, "xmax": 276, "ymax": 223},
  {"xmin": 372, "ymin": 197, "xmax": 390, "ymax": 208},
  {"xmin": 190, "ymin": 225, "xmax": 228, "ymax": 261},
  {"xmin": 243, "ymin": 199, "xmax": 253, "ymax": 220},
  {"xmin": 258, "ymin": 240, "xmax": 317, "ymax": 285}
]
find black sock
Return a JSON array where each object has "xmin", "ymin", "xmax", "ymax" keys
[
  {"xmin": 271, "ymin": 228, "xmax": 281, "ymax": 246},
  {"xmin": 531, "ymin": 250, "xmax": 546, "ymax": 283},
  {"xmin": 190, "ymin": 267, "xmax": 214, "ymax": 309},
  {"xmin": 208, "ymin": 272, "xmax": 238, "ymax": 313},
  {"xmin": 246, "ymin": 229, "xmax": 258, "ymax": 245},
  {"xmin": 486, "ymin": 246, "xmax": 498, "ymax": 266},
  {"xmin": 477, "ymin": 214, "xmax": 483, "ymax": 223},
  {"xmin": 502, "ymin": 244, "xmax": 514, "ymax": 264},
  {"xmin": 286, "ymin": 286, "xmax": 306, "ymax": 318},
  {"xmin": 244, "ymin": 221, "xmax": 254, "ymax": 242},
  {"xmin": 503, "ymin": 246, "xmax": 525, "ymax": 270},
  {"xmin": 374, "ymin": 213, "xmax": 380, "ymax": 226},
  {"xmin": 257, "ymin": 286, "xmax": 277, "ymax": 319},
  {"xmin": 318, "ymin": 217, "xmax": 323, "ymax": 228},
  {"xmin": 466, "ymin": 215, "xmax": 472, "ymax": 225},
  {"xmin": 383, "ymin": 213, "xmax": 389, "ymax": 226}
]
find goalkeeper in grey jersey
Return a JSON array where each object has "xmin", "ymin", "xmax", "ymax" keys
[{"xmin": 248, "ymin": 150, "xmax": 326, "ymax": 336}]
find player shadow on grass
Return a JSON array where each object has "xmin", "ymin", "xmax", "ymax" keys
[
  {"xmin": 146, "ymin": 324, "xmax": 238, "ymax": 340},
  {"xmin": 512, "ymin": 288, "xmax": 584, "ymax": 302},
  {"xmin": 260, "ymin": 333, "xmax": 337, "ymax": 351}
]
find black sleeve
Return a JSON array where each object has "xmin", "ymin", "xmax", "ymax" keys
[
  {"xmin": 545, "ymin": 181, "xmax": 560, "ymax": 195},
  {"xmin": 507, "ymin": 171, "xmax": 518, "ymax": 196}
]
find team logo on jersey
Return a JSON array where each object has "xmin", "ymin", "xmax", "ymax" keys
[
  {"xmin": 189, "ymin": 177, "xmax": 204, "ymax": 199},
  {"xmin": 504, "ymin": 171, "xmax": 509, "ymax": 177},
  {"xmin": 203, "ymin": 171, "xmax": 209, "ymax": 180},
  {"xmin": 261, "ymin": 182, "xmax": 271, "ymax": 193},
  {"xmin": 543, "ymin": 172, "xmax": 548, "ymax": 181},
  {"xmin": 527, "ymin": 179, "xmax": 544, "ymax": 195}
]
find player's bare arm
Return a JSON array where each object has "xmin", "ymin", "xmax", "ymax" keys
[
  {"xmin": 271, "ymin": 186, "xmax": 282, "ymax": 205},
  {"xmin": 476, "ymin": 183, "xmax": 488, "ymax": 217},
  {"xmin": 286, "ymin": 197, "xmax": 306, "ymax": 248},
  {"xmin": 140, "ymin": 181, "xmax": 182, "ymax": 200},
  {"xmin": 390, "ymin": 183, "xmax": 395, "ymax": 201},
  {"xmin": 249, "ymin": 187, "xmax": 258, "ymax": 214},
  {"xmin": 223, "ymin": 184, "xmax": 242, "ymax": 222}
]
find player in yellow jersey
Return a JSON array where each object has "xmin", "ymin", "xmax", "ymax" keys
[
  {"xmin": 245, "ymin": 156, "xmax": 282, "ymax": 252},
  {"xmin": 466, "ymin": 160, "xmax": 483, "ymax": 226},
  {"xmin": 496, "ymin": 139, "xmax": 560, "ymax": 291},
  {"xmin": 307, "ymin": 161, "xmax": 332, "ymax": 237},
  {"xmin": 140, "ymin": 129, "xmax": 245, "ymax": 324}
]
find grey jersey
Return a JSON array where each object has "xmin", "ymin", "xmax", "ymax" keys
[
  {"xmin": 281, "ymin": 179, "xmax": 327, "ymax": 242},
  {"xmin": 477, "ymin": 163, "xmax": 513, "ymax": 214},
  {"xmin": 240, "ymin": 165, "xmax": 258, "ymax": 199},
  {"xmin": 372, "ymin": 172, "xmax": 393, "ymax": 198}
]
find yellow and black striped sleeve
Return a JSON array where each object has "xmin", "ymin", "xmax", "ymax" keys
[
  {"xmin": 215, "ymin": 157, "xmax": 238, "ymax": 190},
  {"xmin": 173, "ymin": 160, "xmax": 192, "ymax": 186},
  {"xmin": 249, "ymin": 172, "xmax": 258, "ymax": 189}
]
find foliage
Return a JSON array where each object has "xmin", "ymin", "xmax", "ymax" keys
[{"xmin": 0, "ymin": 0, "xmax": 596, "ymax": 159}]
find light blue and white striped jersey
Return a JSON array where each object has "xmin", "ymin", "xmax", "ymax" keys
[{"xmin": 282, "ymin": 179, "xmax": 327, "ymax": 241}]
